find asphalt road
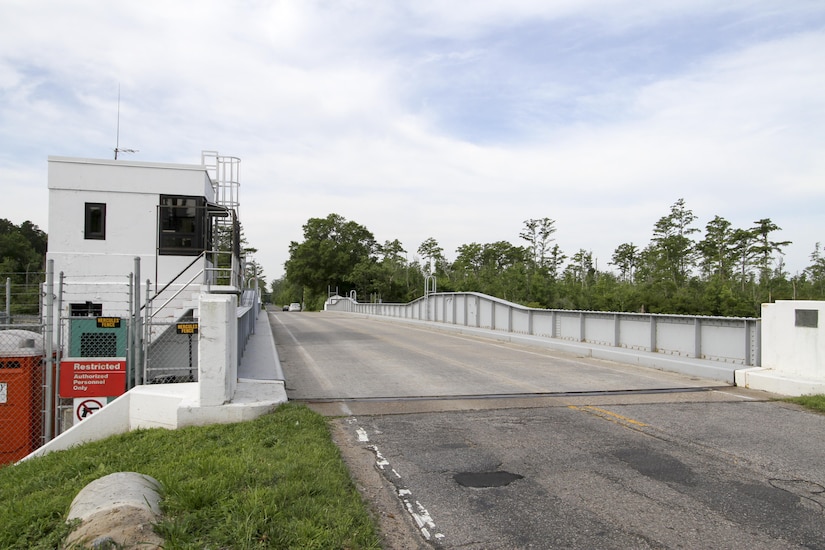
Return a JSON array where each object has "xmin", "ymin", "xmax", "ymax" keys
[{"xmin": 270, "ymin": 309, "xmax": 825, "ymax": 549}]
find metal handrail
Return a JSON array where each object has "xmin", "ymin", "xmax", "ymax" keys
[
  {"xmin": 143, "ymin": 251, "xmax": 206, "ymax": 310},
  {"xmin": 149, "ymin": 269, "xmax": 205, "ymax": 319}
]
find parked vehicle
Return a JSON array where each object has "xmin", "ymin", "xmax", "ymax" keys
[{"xmin": 288, "ymin": 302, "xmax": 302, "ymax": 312}]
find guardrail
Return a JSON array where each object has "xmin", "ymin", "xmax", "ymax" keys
[
  {"xmin": 326, "ymin": 292, "xmax": 761, "ymax": 367},
  {"xmin": 236, "ymin": 289, "xmax": 259, "ymax": 364}
]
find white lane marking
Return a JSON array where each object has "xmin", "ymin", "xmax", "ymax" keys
[
  {"xmin": 370, "ymin": 446, "xmax": 391, "ymax": 469},
  {"xmin": 360, "ymin": 426, "xmax": 444, "ymax": 543},
  {"xmin": 714, "ymin": 390, "xmax": 759, "ymax": 400}
]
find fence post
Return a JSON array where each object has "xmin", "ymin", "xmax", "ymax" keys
[
  {"xmin": 650, "ymin": 315, "xmax": 658, "ymax": 353},
  {"xmin": 43, "ymin": 260, "xmax": 54, "ymax": 443},
  {"xmin": 613, "ymin": 313, "xmax": 620, "ymax": 347},
  {"xmin": 143, "ymin": 280, "xmax": 151, "ymax": 384},
  {"xmin": 127, "ymin": 273, "xmax": 134, "ymax": 390},
  {"xmin": 133, "ymin": 257, "xmax": 141, "ymax": 387}
]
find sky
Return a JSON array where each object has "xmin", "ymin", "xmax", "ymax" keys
[{"xmin": 2, "ymin": 1, "xmax": 824, "ymax": 282}]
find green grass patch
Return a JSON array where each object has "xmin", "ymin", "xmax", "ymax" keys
[
  {"xmin": 0, "ymin": 403, "xmax": 381, "ymax": 549},
  {"xmin": 782, "ymin": 394, "xmax": 825, "ymax": 414}
]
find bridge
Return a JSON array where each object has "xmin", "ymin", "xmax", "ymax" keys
[
  {"xmin": 20, "ymin": 292, "xmax": 825, "ymax": 547},
  {"xmin": 325, "ymin": 291, "xmax": 825, "ymax": 396},
  {"xmin": 271, "ymin": 301, "xmax": 825, "ymax": 548}
]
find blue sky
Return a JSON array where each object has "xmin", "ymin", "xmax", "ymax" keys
[{"xmin": 2, "ymin": 1, "xmax": 824, "ymax": 281}]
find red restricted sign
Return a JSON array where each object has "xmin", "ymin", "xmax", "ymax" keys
[{"xmin": 59, "ymin": 358, "xmax": 127, "ymax": 398}]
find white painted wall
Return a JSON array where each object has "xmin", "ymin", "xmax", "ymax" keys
[
  {"xmin": 46, "ymin": 156, "xmax": 215, "ymax": 305},
  {"xmin": 762, "ymin": 300, "xmax": 825, "ymax": 379},
  {"xmin": 198, "ymin": 294, "xmax": 238, "ymax": 406}
]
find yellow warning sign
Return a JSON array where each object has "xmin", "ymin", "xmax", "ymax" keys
[
  {"xmin": 96, "ymin": 317, "xmax": 121, "ymax": 328},
  {"xmin": 176, "ymin": 323, "xmax": 199, "ymax": 335}
]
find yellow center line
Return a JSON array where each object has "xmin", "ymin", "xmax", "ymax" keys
[{"xmin": 568, "ymin": 405, "xmax": 648, "ymax": 427}]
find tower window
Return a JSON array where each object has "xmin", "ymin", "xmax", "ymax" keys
[
  {"xmin": 159, "ymin": 195, "xmax": 206, "ymax": 255},
  {"xmin": 84, "ymin": 203, "xmax": 106, "ymax": 240}
]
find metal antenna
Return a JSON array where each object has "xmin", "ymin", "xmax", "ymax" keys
[{"xmin": 114, "ymin": 84, "xmax": 138, "ymax": 159}]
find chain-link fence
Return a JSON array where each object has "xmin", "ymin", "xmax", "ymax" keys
[
  {"xmin": 145, "ymin": 309, "xmax": 199, "ymax": 384},
  {"xmin": 1, "ymin": 272, "xmax": 45, "ymax": 326},
  {"xmin": 55, "ymin": 274, "xmax": 140, "ymax": 435},
  {"xmin": 0, "ymin": 274, "xmax": 47, "ymax": 465},
  {"xmin": 0, "ymin": 260, "xmax": 254, "ymax": 463}
]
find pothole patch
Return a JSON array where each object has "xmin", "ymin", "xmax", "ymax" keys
[{"xmin": 454, "ymin": 471, "xmax": 523, "ymax": 488}]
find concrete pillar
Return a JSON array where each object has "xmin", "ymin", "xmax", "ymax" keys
[
  {"xmin": 197, "ymin": 294, "xmax": 237, "ymax": 407},
  {"xmin": 762, "ymin": 300, "xmax": 825, "ymax": 379}
]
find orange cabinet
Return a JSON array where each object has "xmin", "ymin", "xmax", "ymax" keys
[{"xmin": 0, "ymin": 330, "xmax": 45, "ymax": 464}]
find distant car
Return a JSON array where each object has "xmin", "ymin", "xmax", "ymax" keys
[
  {"xmin": 288, "ymin": 302, "xmax": 302, "ymax": 312},
  {"xmin": 282, "ymin": 305, "xmax": 289, "ymax": 311}
]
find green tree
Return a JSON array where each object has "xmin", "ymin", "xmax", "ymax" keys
[
  {"xmin": 0, "ymin": 219, "xmax": 46, "ymax": 274},
  {"xmin": 270, "ymin": 276, "xmax": 303, "ymax": 307},
  {"xmin": 730, "ymin": 228, "xmax": 758, "ymax": 292},
  {"xmin": 751, "ymin": 218, "xmax": 791, "ymax": 282},
  {"xmin": 453, "ymin": 242, "xmax": 484, "ymax": 291},
  {"xmin": 451, "ymin": 241, "xmax": 527, "ymax": 301},
  {"xmin": 520, "ymin": 218, "xmax": 556, "ymax": 268},
  {"xmin": 478, "ymin": 241, "xmax": 528, "ymax": 301},
  {"xmin": 648, "ymin": 198, "xmax": 699, "ymax": 286},
  {"xmin": 546, "ymin": 244, "xmax": 567, "ymax": 281},
  {"xmin": 372, "ymin": 239, "xmax": 414, "ymax": 302},
  {"xmin": 0, "ymin": 219, "xmax": 48, "ymax": 315},
  {"xmin": 804, "ymin": 242, "xmax": 825, "ymax": 297},
  {"xmin": 417, "ymin": 237, "xmax": 445, "ymax": 273},
  {"xmin": 520, "ymin": 217, "xmax": 557, "ymax": 302},
  {"xmin": 610, "ymin": 243, "xmax": 638, "ymax": 283},
  {"xmin": 564, "ymin": 249, "xmax": 595, "ymax": 289},
  {"xmin": 697, "ymin": 216, "xmax": 735, "ymax": 281},
  {"xmin": 284, "ymin": 214, "xmax": 376, "ymax": 309}
]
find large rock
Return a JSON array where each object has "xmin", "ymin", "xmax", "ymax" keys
[{"xmin": 64, "ymin": 472, "xmax": 164, "ymax": 549}]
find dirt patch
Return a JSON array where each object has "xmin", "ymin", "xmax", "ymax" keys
[
  {"xmin": 329, "ymin": 420, "xmax": 432, "ymax": 550},
  {"xmin": 63, "ymin": 506, "xmax": 164, "ymax": 549}
]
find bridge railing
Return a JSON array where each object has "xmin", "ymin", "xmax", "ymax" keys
[{"xmin": 326, "ymin": 292, "xmax": 761, "ymax": 367}]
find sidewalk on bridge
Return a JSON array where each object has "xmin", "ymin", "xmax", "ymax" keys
[
  {"xmin": 239, "ymin": 308, "xmax": 285, "ymax": 381},
  {"xmin": 235, "ymin": 308, "xmax": 287, "ymax": 404}
]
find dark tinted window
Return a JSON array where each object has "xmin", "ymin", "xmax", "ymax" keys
[
  {"xmin": 159, "ymin": 195, "xmax": 206, "ymax": 255},
  {"xmin": 84, "ymin": 203, "xmax": 106, "ymax": 240}
]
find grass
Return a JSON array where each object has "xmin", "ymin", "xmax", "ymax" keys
[
  {"xmin": 782, "ymin": 394, "xmax": 825, "ymax": 414},
  {"xmin": 0, "ymin": 403, "xmax": 382, "ymax": 549}
]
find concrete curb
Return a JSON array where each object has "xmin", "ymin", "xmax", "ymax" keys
[{"xmin": 65, "ymin": 472, "xmax": 164, "ymax": 549}]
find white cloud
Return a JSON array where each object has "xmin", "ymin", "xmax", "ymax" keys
[{"xmin": 1, "ymin": 0, "xmax": 824, "ymax": 280}]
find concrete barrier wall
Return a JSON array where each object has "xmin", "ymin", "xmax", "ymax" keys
[{"xmin": 326, "ymin": 292, "xmax": 761, "ymax": 367}]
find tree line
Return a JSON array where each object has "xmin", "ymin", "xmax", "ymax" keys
[
  {"xmin": 0, "ymin": 218, "xmax": 272, "ymax": 316},
  {"xmin": 0, "ymin": 219, "xmax": 48, "ymax": 315},
  {"xmin": 272, "ymin": 199, "xmax": 825, "ymax": 317}
]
